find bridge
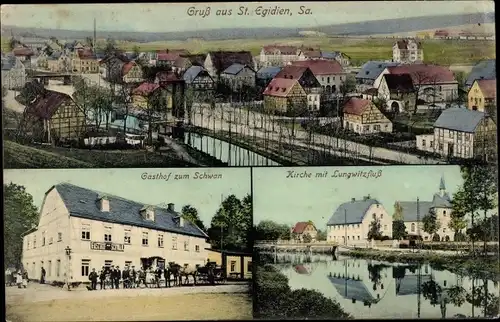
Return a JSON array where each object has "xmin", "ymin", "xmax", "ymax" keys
[
  {"xmin": 254, "ymin": 240, "xmax": 373, "ymax": 256},
  {"xmin": 29, "ymin": 71, "xmax": 75, "ymax": 85}
]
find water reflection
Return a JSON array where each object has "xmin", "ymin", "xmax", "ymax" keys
[{"xmin": 267, "ymin": 255, "xmax": 499, "ymax": 319}]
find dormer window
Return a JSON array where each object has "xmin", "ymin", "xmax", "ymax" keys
[
  {"xmin": 140, "ymin": 206, "xmax": 155, "ymax": 221},
  {"xmin": 98, "ymin": 195, "xmax": 110, "ymax": 212}
]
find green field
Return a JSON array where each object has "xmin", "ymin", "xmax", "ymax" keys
[{"xmin": 118, "ymin": 37, "xmax": 495, "ymax": 66}]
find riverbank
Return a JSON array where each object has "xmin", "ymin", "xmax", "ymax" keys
[{"xmin": 340, "ymin": 249, "xmax": 500, "ymax": 281}]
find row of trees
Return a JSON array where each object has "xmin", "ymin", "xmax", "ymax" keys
[{"xmin": 253, "ymin": 220, "xmax": 327, "ymax": 243}]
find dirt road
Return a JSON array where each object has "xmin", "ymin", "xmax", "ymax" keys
[{"xmin": 6, "ymin": 283, "xmax": 252, "ymax": 321}]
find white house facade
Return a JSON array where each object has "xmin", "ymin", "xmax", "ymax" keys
[
  {"xmin": 1, "ymin": 55, "xmax": 27, "ymax": 90},
  {"xmin": 392, "ymin": 39, "xmax": 424, "ymax": 63},
  {"xmin": 22, "ymin": 183, "xmax": 210, "ymax": 284},
  {"xmin": 259, "ymin": 45, "xmax": 299, "ymax": 67}
]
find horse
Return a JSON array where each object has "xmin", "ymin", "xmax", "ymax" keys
[
  {"xmin": 179, "ymin": 264, "xmax": 199, "ymax": 285},
  {"xmin": 166, "ymin": 262, "xmax": 182, "ymax": 287}
]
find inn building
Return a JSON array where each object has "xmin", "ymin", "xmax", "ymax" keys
[{"xmin": 21, "ymin": 183, "xmax": 210, "ymax": 283}]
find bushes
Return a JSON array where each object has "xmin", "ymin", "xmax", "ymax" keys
[{"xmin": 255, "ymin": 264, "xmax": 351, "ymax": 320}]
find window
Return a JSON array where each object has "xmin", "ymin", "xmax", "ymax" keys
[
  {"xmin": 42, "ymin": 232, "xmax": 46, "ymax": 246},
  {"xmin": 158, "ymin": 234, "xmax": 164, "ymax": 248},
  {"xmin": 439, "ymin": 143, "xmax": 444, "ymax": 151},
  {"xmin": 381, "ymin": 214, "xmax": 384, "ymax": 219},
  {"xmin": 48, "ymin": 260, "xmax": 52, "ymax": 277},
  {"xmin": 230, "ymin": 261, "xmax": 236, "ymax": 272},
  {"xmin": 49, "ymin": 237, "xmax": 53, "ymax": 245},
  {"xmin": 124, "ymin": 230, "xmax": 131, "ymax": 244},
  {"xmin": 449, "ymin": 131, "xmax": 453, "ymax": 138},
  {"xmin": 81, "ymin": 259, "xmax": 90, "ymax": 277},
  {"xmin": 195, "ymin": 245, "xmax": 200, "ymax": 252},
  {"xmin": 347, "ymin": 236, "xmax": 350, "ymax": 240},
  {"xmin": 57, "ymin": 232, "xmax": 62, "ymax": 242},
  {"xmin": 443, "ymin": 228, "xmax": 446, "ymax": 233},
  {"xmin": 27, "ymin": 239, "xmax": 31, "ymax": 249},
  {"xmin": 384, "ymin": 225, "xmax": 387, "ymax": 230},
  {"xmin": 34, "ymin": 236, "xmax": 37, "ymax": 248},
  {"xmin": 104, "ymin": 260, "xmax": 113, "ymax": 268},
  {"xmin": 184, "ymin": 241, "xmax": 189, "ymax": 251},
  {"xmin": 374, "ymin": 124, "xmax": 381, "ymax": 131},
  {"xmin": 357, "ymin": 236, "xmax": 360, "ymax": 240},
  {"xmin": 125, "ymin": 261, "xmax": 132, "ymax": 268},
  {"xmin": 411, "ymin": 223, "xmax": 416, "ymax": 232},
  {"xmin": 357, "ymin": 224, "xmax": 360, "ymax": 228},
  {"xmin": 172, "ymin": 236, "xmax": 178, "ymax": 250},
  {"xmin": 327, "ymin": 77, "xmax": 330, "ymax": 83},
  {"xmin": 247, "ymin": 261, "xmax": 252, "ymax": 273},
  {"xmin": 142, "ymin": 232, "xmax": 149, "ymax": 246},
  {"xmin": 81, "ymin": 225, "xmax": 91, "ymax": 240},
  {"xmin": 422, "ymin": 139, "xmax": 426, "ymax": 147},
  {"xmin": 56, "ymin": 260, "xmax": 61, "ymax": 277},
  {"xmin": 372, "ymin": 213, "xmax": 376, "ymax": 220},
  {"xmin": 104, "ymin": 233, "xmax": 112, "ymax": 242},
  {"xmin": 430, "ymin": 141, "xmax": 434, "ymax": 148}
]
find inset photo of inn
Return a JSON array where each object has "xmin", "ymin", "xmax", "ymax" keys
[
  {"xmin": 252, "ymin": 165, "xmax": 499, "ymax": 320},
  {"xmin": 4, "ymin": 168, "xmax": 252, "ymax": 321}
]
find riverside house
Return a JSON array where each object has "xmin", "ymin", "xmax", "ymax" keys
[
  {"xmin": 274, "ymin": 65, "xmax": 322, "ymax": 110},
  {"xmin": 23, "ymin": 90, "xmax": 86, "ymax": 144},
  {"xmin": 342, "ymin": 98, "xmax": 393, "ymax": 134},
  {"xmin": 467, "ymin": 79, "xmax": 496, "ymax": 113},
  {"xmin": 416, "ymin": 108, "xmax": 497, "ymax": 160},
  {"xmin": 290, "ymin": 221, "xmax": 318, "ymax": 242},
  {"xmin": 263, "ymin": 78, "xmax": 307, "ymax": 114},
  {"xmin": 290, "ymin": 59, "xmax": 346, "ymax": 95},
  {"xmin": 326, "ymin": 196, "xmax": 393, "ymax": 245},
  {"xmin": 21, "ymin": 183, "xmax": 210, "ymax": 284}
]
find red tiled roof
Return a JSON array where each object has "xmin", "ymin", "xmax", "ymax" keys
[
  {"xmin": 155, "ymin": 71, "xmax": 183, "ymax": 83},
  {"xmin": 173, "ymin": 56, "xmax": 191, "ymax": 68},
  {"xmin": 208, "ymin": 51, "xmax": 253, "ymax": 74},
  {"xmin": 263, "ymin": 78, "xmax": 298, "ymax": 97},
  {"xmin": 12, "ymin": 47, "xmax": 34, "ymax": 57},
  {"xmin": 262, "ymin": 45, "xmax": 298, "ymax": 55},
  {"xmin": 157, "ymin": 53, "xmax": 180, "ymax": 61},
  {"xmin": 291, "ymin": 60, "xmax": 343, "ymax": 75},
  {"xmin": 343, "ymin": 97, "xmax": 373, "ymax": 115},
  {"xmin": 301, "ymin": 50, "xmax": 322, "ymax": 59},
  {"xmin": 27, "ymin": 90, "xmax": 73, "ymax": 119},
  {"xmin": 434, "ymin": 30, "xmax": 449, "ymax": 37},
  {"xmin": 476, "ymin": 79, "xmax": 496, "ymax": 99},
  {"xmin": 275, "ymin": 65, "xmax": 309, "ymax": 80},
  {"xmin": 292, "ymin": 222, "xmax": 313, "ymax": 234},
  {"xmin": 132, "ymin": 82, "xmax": 160, "ymax": 95},
  {"xmin": 77, "ymin": 49, "xmax": 96, "ymax": 60},
  {"xmin": 122, "ymin": 61, "xmax": 137, "ymax": 75},
  {"xmin": 387, "ymin": 64, "xmax": 456, "ymax": 84}
]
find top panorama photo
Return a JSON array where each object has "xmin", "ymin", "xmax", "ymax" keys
[{"xmin": 1, "ymin": 2, "xmax": 496, "ymax": 169}]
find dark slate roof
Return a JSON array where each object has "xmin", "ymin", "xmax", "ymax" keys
[
  {"xmin": 396, "ymin": 275, "xmax": 433, "ymax": 295},
  {"xmin": 465, "ymin": 59, "xmax": 496, "ymax": 87},
  {"xmin": 383, "ymin": 74, "xmax": 414, "ymax": 92},
  {"xmin": 431, "ymin": 193, "xmax": 452, "ymax": 208},
  {"xmin": 397, "ymin": 201, "xmax": 433, "ymax": 222},
  {"xmin": 356, "ymin": 61, "xmax": 399, "ymax": 80},
  {"xmin": 327, "ymin": 198, "xmax": 381, "ymax": 225},
  {"xmin": 433, "ymin": 108, "xmax": 485, "ymax": 133},
  {"xmin": 207, "ymin": 51, "xmax": 253, "ymax": 74},
  {"xmin": 223, "ymin": 63, "xmax": 251, "ymax": 75},
  {"xmin": 257, "ymin": 66, "xmax": 282, "ymax": 79},
  {"xmin": 1, "ymin": 55, "xmax": 18, "ymax": 71},
  {"xmin": 328, "ymin": 276, "xmax": 376, "ymax": 302},
  {"xmin": 53, "ymin": 183, "xmax": 208, "ymax": 238},
  {"xmin": 183, "ymin": 66, "xmax": 212, "ymax": 84},
  {"xmin": 320, "ymin": 51, "xmax": 341, "ymax": 59}
]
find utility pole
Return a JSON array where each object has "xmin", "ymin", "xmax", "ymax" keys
[
  {"xmin": 416, "ymin": 197, "xmax": 421, "ymax": 252},
  {"xmin": 344, "ymin": 208, "xmax": 348, "ymax": 246}
]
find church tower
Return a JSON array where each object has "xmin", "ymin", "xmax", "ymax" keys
[{"xmin": 439, "ymin": 176, "xmax": 446, "ymax": 197}]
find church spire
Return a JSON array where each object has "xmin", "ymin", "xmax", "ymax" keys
[{"xmin": 439, "ymin": 176, "xmax": 446, "ymax": 196}]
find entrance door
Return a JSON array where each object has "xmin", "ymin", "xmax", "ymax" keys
[{"xmin": 447, "ymin": 143, "xmax": 454, "ymax": 157}]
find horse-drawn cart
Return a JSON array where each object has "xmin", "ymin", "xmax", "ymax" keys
[{"xmin": 196, "ymin": 262, "xmax": 226, "ymax": 285}]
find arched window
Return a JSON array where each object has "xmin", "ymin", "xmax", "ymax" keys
[{"xmin": 411, "ymin": 223, "xmax": 416, "ymax": 232}]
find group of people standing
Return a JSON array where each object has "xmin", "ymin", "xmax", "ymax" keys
[
  {"xmin": 5, "ymin": 269, "xmax": 29, "ymax": 289},
  {"xmin": 87, "ymin": 265, "xmax": 167, "ymax": 290}
]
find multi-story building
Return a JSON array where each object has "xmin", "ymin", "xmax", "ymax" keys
[
  {"xmin": 465, "ymin": 59, "xmax": 496, "ymax": 89},
  {"xmin": 394, "ymin": 177, "xmax": 457, "ymax": 241},
  {"xmin": 220, "ymin": 63, "xmax": 256, "ymax": 90},
  {"xmin": 377, "ymin": 74, "xmax": 416, "ymax": 113},
  {"xmin": 263, "ymin": 78, "xmax": 307, "ymax": 114},
  {"xmin": 342, "ymin": 98, "xmax": 393, "ymax": 134},
  {"xmin": 71, "ymin": 49, "xmax": 99, "ymax": 74},
  {"xmin": 326, "ymin": 196, "xmax": 393, "ymax": 245},
  {"xmin": 416, "ymin": 108, "xmax": 497, "ymax": 160},
  {"xmin": 467, "ymin": 79, "xmax": 496, "ymax": 112},
  {"xmin": 290, "ymin": 59, "xmax": 346, "ymax": 94},
  {"xmin": 392, "ymin": 39, "xmax": 424, "ymax": 64},
  {"xmin": 1, "ymin": 54, "xmax": 26, "ymax": 90},
  {"xmin": 204, "ymin": 51, "xmax": 254, "ymax": 78},
  {"xmin": 290, "ymin": 221, "xmax": 318, "ymax": 242},
  {"xmin": 21, "ymin": 183, "xmax": 210, "ymax": 283},
  {"xmin": 122, "ymin": 61, "xmax": 144, "ymax": 84},
  {"xmin": 258, "ymin": 45, "xmax": 299, "ymax": 67},
  {"xmin": 274, "ymin": 65, "xmax": 322, "ymax": 110},
  {"xmin": 355, "ymin": 61, "xmax": 400, "ymax": 92},
  {"xmin": 183, "ymin": 66, "xmax": 215, "ymax": 91}
]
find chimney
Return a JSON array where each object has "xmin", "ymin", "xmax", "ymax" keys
[
  {"xmin": 351, "ymin": 198, "xmax": 356, "ymax": 202},
  {"xmin": 167, "ymin": 203, "xmax": 175, "ymax": 212},
  {"xmin": 99, "ymin": 196, "xmax": 110, "ymax": 212},
  {"xmin": 364, "ymin": 194, "xmax": 371, "ymax": 200}
]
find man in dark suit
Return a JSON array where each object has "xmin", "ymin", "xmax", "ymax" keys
[
  {"xmin": 130, "ymin": 266, "xmax": 137, "ymax": 288},
  {"xmin": 122, "ymin": 267, "xmax": 129, "ymax": 289},
  {"xmin": 88, "ymin": 268, "xmax": 98, "ymax": 290},
  {"xmin": 99, "ymin": 267, "xmax": 107, "ymax": 290},
  {"xmin": 155, "ymin": 265, "xmax": 162, "ymax": 288},
  {"xmin": 115, "ymin": 266, "xmax": 121, "ymax": 289}
]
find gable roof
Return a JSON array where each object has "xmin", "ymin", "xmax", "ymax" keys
[
  {"xmin": 183, "ymin": 66, "xmax": 212, "ymax": 84},
  {"xmin": 466, "ymin": 59, "xmax": 496, "ymax": 87},
  {"xmin": 320, "ymin": 51, "xmax": 342, "ymax": 60},
  {"xmin": 328, "ymin": 276, "xmax": 376, "ymax": 303},
  {"xmin": 122, "ymin": 61, "xmax": 139, "ymax": 76},
  {"xmin": 257, "ymin": 66, "xmax": 283, "ymax": 79},
  {"xmin": 53, "ymin": 183, "xmax": 207, "ymax": 239},
  {"xmin": 132, "ymin": 82, "xmax": 160, "ymax": 95},
  {"xmin": 356, "ymin": 61, "xmax": 399, "ymax": 80},
  {"xmin": 343, "ymin": 97, "xmax": 374, "ymax": 116},
  {"xmin": 475, "ymin": 79, "xmax": 496, "ymax": 99},
  {"xmin": 394, "ymin": 39, "xmax": 422, "ymax": 50},
  {"xmin": 382, "ymin": 74, "xmax": 415, "ymax": 92},
  {"xmin": 292, "ymin": 222, "xmax": 315, "ymax": 234},
  {"xmin": 207, "ymin": 51, "xmax": 253, "ymax": 74},
  {"xmin": 262, "ymin": 78, "xmax": 299, "ymax": 97},
  {"xmin": 185, "ymin": 54, "xmax": 207, "ymax": 66},
  {"xmin": 77, "ymin": 49, "xmax": 96, "ymax": 60},
  {"xmin": 291, "ymin": 59, "xmax": 343, "ymax": 75},
  {"xmin": 300, "ymin": 50, "xmax": 322, "ymax": 59},
  {"xmin": 387, "ymin": 64, "xmax": 456, "ymax": 84},
  {"xmin": 26, "ymin": 90, "xmax": 74, "ymax": 119},
  {"xmin": 12, "ymin": 47, "xmax": 34, "ymax": 57},
  {"xmin": 222, "ymin": 63, "xmax": 254, "ymax": 75},
  {"xmin": 396, "ymin": 201, "xmax": 433, "ymax": 222},
  {"xmin": 262, "ymin": 45, "xmax": 298, "ymax": 55},
  {"xmin": 275, "ymin": 65, "xmax": 309, "ymax": 80},
  {"xmin": 433, "ymin": 108, "xmax": 486, "ymax": 133},
  {"xmin": 431, "ymin": 193, "xmax": 452, "ymax": 208},
  {"xmin": 327, "ymin": 198, "xmax": 381, "ymax": 225},
  {"xmin": 155, "ymin": 71, "xmax": 183, "ymax": 83}
]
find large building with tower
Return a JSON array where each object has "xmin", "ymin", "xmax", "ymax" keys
[{"xmin": 21, "ymin": 183, "xmax": 210, "ymax": 283}]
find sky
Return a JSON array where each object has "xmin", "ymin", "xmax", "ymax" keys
[
  {"xmin": 3, "ymin": 168, "xmax": 251, "ymax": 227},
  {"xmin": 253, "ymin": 165, "xmax": 465, "ymax": 229},
  {"xmin": 0, "ymin": 1, "xmax": 495, "ymax": 32}
]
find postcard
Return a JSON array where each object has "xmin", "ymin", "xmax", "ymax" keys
[
  {"xmin": 1, "ymin": 1, "xmax": 496, "ymax": 168},
  {"xmin": 252, "ymin": 165, "xmax": 499, "ymax": 319},
  {"xmin": 4, "ymin": 168, "xmax": 253, "ymax": 321}
]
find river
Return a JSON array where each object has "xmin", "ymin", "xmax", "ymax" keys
[
  {"xmin": 184, "ymin": 132, "xmax": 280, "ymax": 166},
  {"xmin": 263, "ymin": 254, "xmax": 499, "ymax": 319}
]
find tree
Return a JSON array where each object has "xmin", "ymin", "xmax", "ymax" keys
[
  {"xmin": 132, "ymin": 45, "xmax": 140, "ymax": 58},
  {"xmin": 339, "ymin": 75, "xmax": 356, "ymax": 129},
  {"xmin": 302, "ymin": 233, "xmax": 312, "ymax": 243},
  {"xmin": 316, "ymin": 229, "xmax": 327, "ymax": 241},
  {"xmin": 8, "ymin": 37, "xmax": 20, "ymax": 51},
  {"xmin": 367, "ymin": 218, "xmax": 382, "ymax": 241},
  {"xmin": 255, "ymin": 220, "xmax": 290, "ymax": 241},
  {"xmin": 4, "ymin": 183, "xmax": 39, "ymax": 269},
  {"xmin": 208, "ymin": 194, "xmax": 252, "ymax": 252},
  {"xmin": 448, "ymin": 191, "xmax": 468, "ymax": 241},
  {"xmin": 181, "ymin": 205, "xmax": 206, "ymax": 232},
  {"xmin": 422, "ymin": 208, "xmax": 441, "ymax": 247},
  {"xmin": 392, "ymin": 202, "xmax": 407, "ymax": 240},
  {"xmin": 104, "ymin": 38, "xmax": 119, "ymax": 56}
]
